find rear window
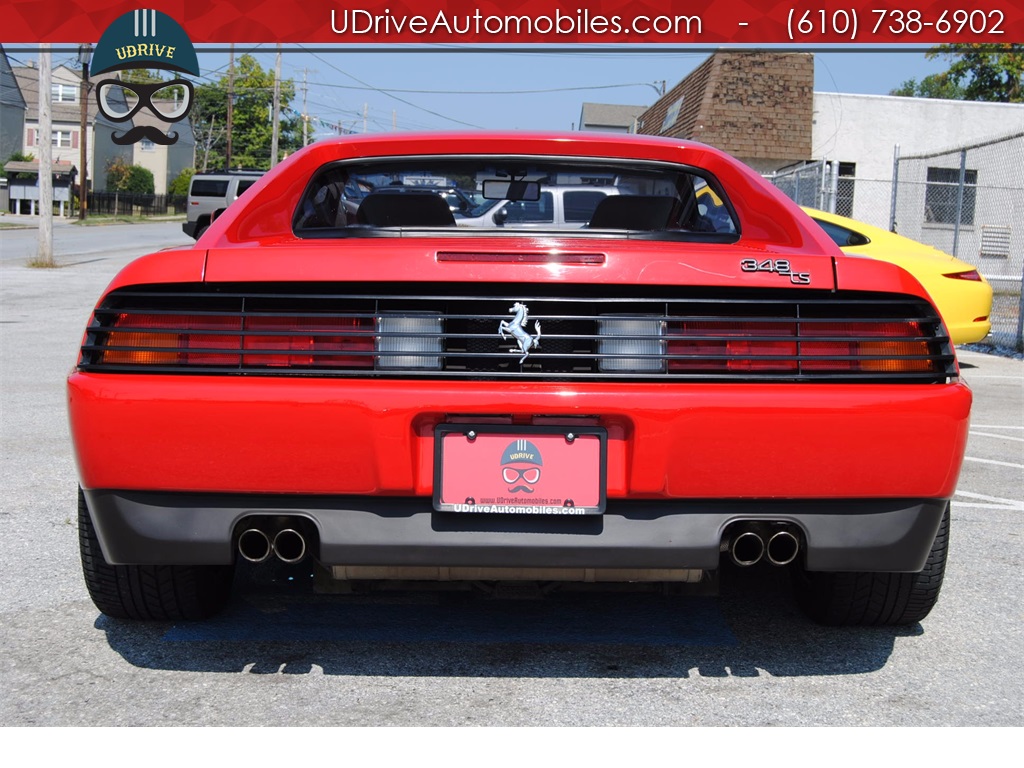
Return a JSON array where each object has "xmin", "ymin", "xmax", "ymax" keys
[
  {"xmin": 236, "ymin": 179, "xmax": 258, "ymax": 197},
  {"xmin": 190, "ymin": 179, "xmax": 229, "ymax": 197},
  {"xmin": 293, "ymin": 157, "xmax": 739, "ymax": 241}
]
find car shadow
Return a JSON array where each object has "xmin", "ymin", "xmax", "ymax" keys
[{"xmin": 97, "ymin": 561, "xmax": 916, "ymax": 678}]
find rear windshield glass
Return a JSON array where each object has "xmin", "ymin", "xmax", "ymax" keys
[{"xmin": 293, "ymin": 157, "xmax": 739, "ymax": 240}]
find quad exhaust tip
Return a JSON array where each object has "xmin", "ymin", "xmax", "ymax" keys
[
  {"xmin": 273, "ymin": 529, "xmax": 307, "ymax": 564},
  {"xmin": 766, "ymin": 529, "xmax": 800, "ymax": 567},
  {"xmin": 729, "ymin": 530, "xmax": 765, "ymax": 567},
  {"xmin": 238, "ymin": 528, "xmax": 273, "ymax": 563},
  {"xmin": 727, "ymin": 524, "xmax": 801, "ymax": 567},
  {"xmin": 237, "ymin": 524, "xmax": 309, "ymax": 564}
]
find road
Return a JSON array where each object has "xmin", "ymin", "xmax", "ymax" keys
[{"xmin": 0, "ymin": 222, "xmax": 1021, "ymax": 727}]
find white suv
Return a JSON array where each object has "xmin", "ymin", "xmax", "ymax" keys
[
  {"xmin": 455, "ymin": 185, "xmax": 619, "ymax": 229},
  {"xmin": 183, "ymin": 170, "xmax": 264, "ymax": 239}
]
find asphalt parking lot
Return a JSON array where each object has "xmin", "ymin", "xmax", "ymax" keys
[{"xmin": 0, "ymin": 221, "xmax": 1021, "ymax": 727}]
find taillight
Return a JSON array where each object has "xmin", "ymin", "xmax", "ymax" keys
[
  {"xmin": 801, "ymin": 322, "xmax": 934, "ymax": 372},
  {"xmin": 597, "ymin": 317, "xmax": 666, "ymax": 372},
  {"xmin": 94, "ymin": 312, "xmax": 450, "ymax": 370},
  {"xmin": 98, "ymin": 313, "xmax": 378, "ymax": 369},
  {"xmin": 101, "ymin": 313, "xmax": 241, "ymax": 366},
  {"xmin": 243, "ymin": 316, "xmax": 374, "ymax": 368},
  {"xmin": 376, "ymin": 314, "xmax": 442, "ymax": 370},
  {"xmin": 668, "ymin": 321, "xmax": 798, "ymax": 372},
  {"xmin": 943, "ymin": 270, "xmax": 982, "ymax": 281}
]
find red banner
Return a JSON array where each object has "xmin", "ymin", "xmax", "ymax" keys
[{"xmin": 2, "ymin": 0, "xmax": 1022, "ymax": 44}]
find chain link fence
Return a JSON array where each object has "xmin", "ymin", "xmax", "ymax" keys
[{"xmin": 767, "ymin": 131, "xmax": 1024, "ymax": 350}]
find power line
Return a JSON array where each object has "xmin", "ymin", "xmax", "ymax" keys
[
  {"xmin": 296, "ymin": 45, "xmax": 484, "ymax": 129},
  {"xmin": 303, "ymin": 80, "xmax": 666, "ymax": 97}
]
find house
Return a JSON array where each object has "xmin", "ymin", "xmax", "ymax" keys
[
  {"xmin": 0, "ymin": 46, "xmax": 26, "ymax": 164},
  {"xmin": 3, "ymin": 159, "xmax": 77, "ymax": 216},
  {"xmin": 635, "ymin": 52, "xmax": 815, "ymax": 174},
  {"xmin": 578, "ymin": 103, "xmax": 647, "ymax": 133},
  {"xmin": 631, "ymin": 51, "xmax": 1024, "ymax": 277},
  {"xmin": 12, "ymin": 62, "xmax": 132, "ymax": 197},
  {"xmin": 0, "ymin": 46, "xmax": 27, "ymax": 212},
  {"xmin": 130, "ymin": 97, "xmax": 195, "ymax": 195}
]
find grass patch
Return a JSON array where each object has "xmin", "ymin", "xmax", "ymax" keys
[
  {"xmin": 25, "ymin": 256, "xmax": 61, "ymax": 269},
  {"xmin": 72, "ymin": 215, "xmax": 143, "ymax": 226},
  {"xmin": 72, "ymin": 214, "xmax": 186, "ymax": 226}
]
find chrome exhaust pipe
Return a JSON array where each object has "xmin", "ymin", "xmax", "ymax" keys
[
  {"xmin": 766, "ymin": 529, "xmax": 800, "ymax": 566},
  {"xmin": 273, "ymin": 529, "xmax": 307, "ymax": 564},
  {"xmin": 238, "ymin": 528, "xmax": 273, "ymax": 563},
  {"xmin": 729, "ymin": 529, "xmax": 765, "ymax": 567}
]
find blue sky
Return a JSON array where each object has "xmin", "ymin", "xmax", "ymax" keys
[
  {"xmin": 20, "ymin": 44, "xmax": 949, "ymax": 136},
  {"xmin": 194, "ymin": 46, "xmax": 949, "ymax": 137}
]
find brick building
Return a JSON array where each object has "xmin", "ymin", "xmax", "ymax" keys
[{"xmin": 635, "ymin": 52, "xmax": 815, "ymax": 174}]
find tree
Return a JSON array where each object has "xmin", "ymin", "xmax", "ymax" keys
[
  {"xmin": 890, "ymin": 73, "xmax": 964, "ymax": 100},
  {"xmin": 168, "ymin": 167, "xmax": 194, "ymax": 197},
  {"xmin": 5, "ymin": 150, "xmax": 36, "ymax": 180},
  {"xmin": 106, "ymin": 157, "xmax": 154, "ymax": 215},
  {"xmin": 896, "ymin": 44, "xmax": 1023, "ymax": 103},
  {"xmin": 191, "ymin": 54, "xmax": 301, "ymax": 170}
]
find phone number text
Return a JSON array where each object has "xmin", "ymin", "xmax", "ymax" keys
[{"xmin": 786, "ymin": 8, "xmax": 1006, "ymax": 41}]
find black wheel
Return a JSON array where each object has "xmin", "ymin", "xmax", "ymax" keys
[
  {"xmin": 793, "ymin": 503, "xmax": 949, "ymax": 626},
  {"xmin": 78, "ymin": 488, "xmax": 235, "ymax": 620},
  {"xmin": 193, "ymin": 223, "xmax": 208, "ymax": 240}
]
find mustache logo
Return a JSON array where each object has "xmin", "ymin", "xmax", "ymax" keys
[
  {"xmin": 508, "ymin": 486, "xmax": 534, "ymax": 494},
  {"xmin": 111, "ymin": 125, "xmax": 179, "ymax": 146}
]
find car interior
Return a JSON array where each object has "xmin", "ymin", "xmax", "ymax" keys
[{"xmin": 293, "ymin": 158, "xmax": 739, "ymax": 239}]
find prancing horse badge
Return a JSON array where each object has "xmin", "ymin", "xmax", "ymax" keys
[{"xmin": 498, "ymin": 302, "xmax": 541, "ymax": 364}]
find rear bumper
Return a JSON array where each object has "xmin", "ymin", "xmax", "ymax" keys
[
  {"xmin": 68, "ymin": 374, "xmax": 972, "ymax": 499},
  {"xmin": 947, "ymin": 318, "xmax": 992, "ymax": 345},
  {"xmin": 83, "ymin": 489, "xmax": 948, "ymax": 573}
]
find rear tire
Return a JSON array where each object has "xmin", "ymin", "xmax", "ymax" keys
[
  {"xmin": 78, "ymin": 488, "xmax": 234, "ymax": 620},
  {"xmin": 793, "ymin": 503, "xmax": 949, "ymax": 626}
]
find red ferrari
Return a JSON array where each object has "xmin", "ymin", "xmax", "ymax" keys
[{"xmin": 69, "ymin": 132, "xmax": 970, "ymax": 625}]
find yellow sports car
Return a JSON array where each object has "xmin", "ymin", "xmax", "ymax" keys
[{"xmin": 803, "ymin": 208, "xmax": 992, "ymax": 345}]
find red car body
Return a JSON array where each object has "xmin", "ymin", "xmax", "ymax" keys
[{"xmin": 69, "ymin": 132, "xmax": 970, "ymax": 624}]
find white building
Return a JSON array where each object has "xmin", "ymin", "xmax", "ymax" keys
[{"xmin": 810, "ymin": 93, "xmax": 1024, "ymax": 278}]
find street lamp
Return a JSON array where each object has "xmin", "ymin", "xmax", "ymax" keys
[{"xmin": 77, "ymin": 43, "xmax": 92, "ymax": 220}]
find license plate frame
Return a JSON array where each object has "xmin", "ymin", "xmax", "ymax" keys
[{"xmin": 433, "ymin": 425, "xmax": 607, "ymax": 515}]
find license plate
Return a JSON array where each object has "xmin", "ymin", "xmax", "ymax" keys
[{"xmin": 433, "ymin": 425, "xmax": 606, "ymax": 515}]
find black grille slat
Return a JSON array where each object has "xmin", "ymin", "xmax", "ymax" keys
[{"xmin": 80, "ymin": 284, "xmax": 955, "ymax": 383}]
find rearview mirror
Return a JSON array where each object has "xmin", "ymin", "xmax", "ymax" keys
[{"xmin": 483, "ymin": 179, "xmax": 540, "ymax": 201}]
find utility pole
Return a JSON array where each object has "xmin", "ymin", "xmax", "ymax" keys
[
  {"xmin": 226, "ymin": 46, "xmax": 235, "ymax": 171},
  {"xmin": 270, "ymin": 44, "xmax": 281, "ymax": 167},
  {"xmin": 77, "ymin": 43, "xmax": 91, "ymax": 220},
  {"xmin": 363, "ymin": 102, "xmax": 368, "ymax": 134},
  {"xmin": 37, "ymin": 44, "xmax": 54, "ymax": 266}
]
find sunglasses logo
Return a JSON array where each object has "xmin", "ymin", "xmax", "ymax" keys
[
  {"xmin": 500, "ymin": 439, "xmax": 544, "ymax": 494},
  {"xmin": 89, "ymin": 9, "xmax": 200, "ymax": 147}
]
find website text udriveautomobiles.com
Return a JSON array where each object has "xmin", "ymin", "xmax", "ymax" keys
[{"xmin": 330, "ymin": 8, "xmax": 704, "ymax": 37}]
